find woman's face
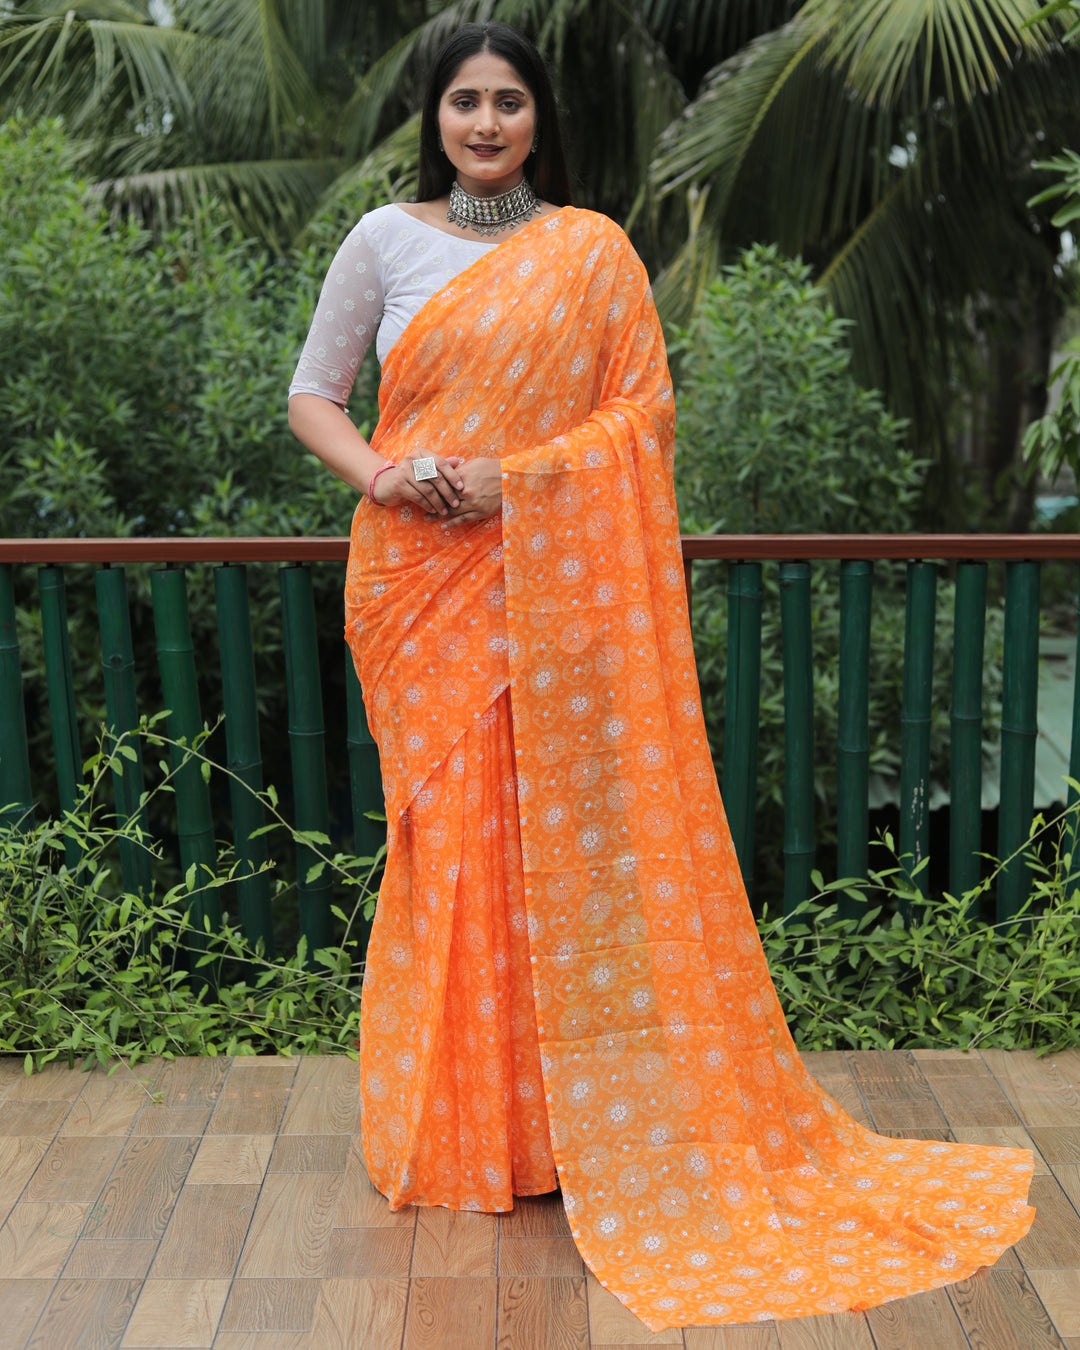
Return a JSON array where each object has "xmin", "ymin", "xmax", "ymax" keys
[{"xmin": 437, "ymin": 51, "xmax": 537, "ymax": 196}]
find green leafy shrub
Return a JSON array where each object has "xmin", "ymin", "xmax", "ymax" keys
[
  {"xmin": 674, "ymin": 246, "xmax": 1004, "ymax": 897},
  {"xmin": 0, "ymin": 116, "xmax": 377, "ymax": 543},
  {"xmin": 674, "ymin": 245, "xmax": 921, "ymax": 538},
  {"xmin": 1, "ymin": 115, "xmax": 380, "ymax": 822},
  {"xmin": 764, "ymin": 812, "xmax": 1080, "ymax": 1052},
  {"xmin": 5, "ymin": 729, "xmax": 1078, "ymax": 1073},
  {"xmin": 1, "ymin": 724, "xmax": 379, "ymax": 1073}
]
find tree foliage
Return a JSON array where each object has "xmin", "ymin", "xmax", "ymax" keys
[
  {"xmin": 5, "ymin": 0, "xmax": 1076, "ymax": 517},
  {"xmin": 0, "ymin": 116, "xmax": 379, "ymax": 817},
  {"xmin": 675, "ymin": 248, "xmax": 1003, "ymax": 894},
  {"xmin": 0, "ymin": 116, "xmax": 373, "ymax": 541},
  {"xmin": 0, "ymin": 0, "xmax": 419, "ymax": 247},
  {"xmin": 2, "ymin": 0, "xmax": 1078, "ymax": 493},
  {"xmin": 1023, "ymin": 151, "xmax": 1080, "ymax": 486},
  {"xmin": 675, "ymin": 245, "xmax": 918, "ymax": 536},
  {"xmin": 650, "ymin": 2, "xmax": 1080, "ymax": 479}
]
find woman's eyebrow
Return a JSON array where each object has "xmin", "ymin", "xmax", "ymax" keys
[{"xmin": 448, "ymin": 85, "xmax": 527, "ymax": 97}]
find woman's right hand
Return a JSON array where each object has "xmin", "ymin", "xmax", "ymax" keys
[{"xmin": 371, "ymin": 454, "xmax": 465, "ymax": 515}]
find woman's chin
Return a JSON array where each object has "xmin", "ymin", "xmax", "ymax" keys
[{"xmin": 454, "ymin": 163, "xmax": 527, "ymax": 196}]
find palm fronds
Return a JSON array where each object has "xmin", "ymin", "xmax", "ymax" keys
[
  {"xmin": 176, "ymin": 0, "xmax": 318, "ymax": 157},
  {"xmin": 0, "ymin": 11, "xmax": 196, "ymax": 132},
  {"xmin": 648, "ymin": 0, "xmax": 1080, "ymax": 453},
  {"xmin": 94, "ymin": 156, "xmax": 340, "ymax": 246},
  {"xmin": 803, "ymin": 0, "xmax": 1050, "ymax": 107}
]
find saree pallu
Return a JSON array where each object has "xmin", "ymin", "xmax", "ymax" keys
[{"xmin": 345, "ymin": 207, "xmax": 1034, "ymax": 1330}]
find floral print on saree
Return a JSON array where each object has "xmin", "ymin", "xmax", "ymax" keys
[{"xmin": 345, "ymin": 208, "xmax": 1034, "ymax": 1330}]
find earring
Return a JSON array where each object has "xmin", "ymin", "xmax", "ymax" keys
[
  {"xmin": 438, "ymin": 135, "xmax": 444, "ymax": 152},
  {"xmin": 531, "ymin": 133, "xmax": 539, "ymax": 153}
]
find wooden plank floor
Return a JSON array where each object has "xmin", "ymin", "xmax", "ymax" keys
[{"xmin": 2, "ymin": 1049, "xmax": 1080, "ymax": 1349}]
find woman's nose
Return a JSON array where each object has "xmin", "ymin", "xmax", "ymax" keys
[{"xmin": 474, "ymin": 102, "xmax": 499, "ymax": 133}]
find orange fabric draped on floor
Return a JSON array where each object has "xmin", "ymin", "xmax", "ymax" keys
[{"xmin": 344, "ymin": 208, "xmax": 1035, "ymax": 1330}]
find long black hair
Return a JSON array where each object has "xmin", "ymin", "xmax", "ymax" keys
[{"xmin": 416, "ymin": 22, "xmax": 572, "ymax": 206}]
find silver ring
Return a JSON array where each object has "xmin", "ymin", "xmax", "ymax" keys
[{"xmin": 412, "ymin": 457, "xmax": 438, "ymax": 482}]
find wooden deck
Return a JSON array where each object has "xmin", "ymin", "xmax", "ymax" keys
[{"xmin": 1, "ymin": 1049, "xmax": 1080, "ymax": 1349}]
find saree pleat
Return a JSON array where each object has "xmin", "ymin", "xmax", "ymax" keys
[
  {"xmin": 359, "ymin": 688, "xmax": 555, "ymax": 1209},
  {"xmin": 345, "ymin": 207, "xmax": 1034, "ymax": 1330}
]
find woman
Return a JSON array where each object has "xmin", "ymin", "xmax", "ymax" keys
[{"xmin": 289, "ymin": 21, "xmax": 1034, "ymax": 1332}]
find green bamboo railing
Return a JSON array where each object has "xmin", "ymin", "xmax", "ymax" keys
[
  {"xmin": 836, "ymin": 560, "xmax": 872, "ymax": 918},
  {"xmin": 4, "ymin": 535, "xmax": 1080, "ymax": 950},
  {"xmin": 153, "ymin": 566, "xmax": 220, "ymax": 951},
  {"xmin": 898, "ymin": 561, "xmax": 937, "ymax": 910},
  {"xmin": 38, "ymin": 567, "xmax": 81, "ymax": 868},
  {"xmin": 281, "ymin": 563, "xmax": 334, "ymax": 955},
  {"xmin": 215, "ymin": 564, "xmax": 273, "ymax": 955},
  {"xmin": 96, "ymin": 565, "xmax": 153, "ymax": 900},
  {"xmin": 780, "ymin": 561, "xmax": 814, "ymax": 915},
  {"xmin": 0, "ymin": 563, "xmax": 32, "ymax": 830},
  {"xmin": 2, "ymin": 541, "xmax": 385, "ymax": 963},
  {"xmin": 950, "ymin": 562, "xmax": 988, "ymax": 908},
  {"xmin": 722, "ymin": 562, "xmax": 762, "ymax": 899},
  {"xmin": 998, "ymin": 562, "xmax": 1041, "ymax": 921}
]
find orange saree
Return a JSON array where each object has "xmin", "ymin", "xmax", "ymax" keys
[{"xmin": 344, "ymin": 207, "xmax": 1034, "ymax": 1330}]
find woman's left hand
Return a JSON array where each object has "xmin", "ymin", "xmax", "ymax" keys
[{"xmin": 430, "ymin": 457, "xmax": 502, "ymax": 524}]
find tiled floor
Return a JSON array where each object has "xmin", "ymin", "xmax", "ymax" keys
[{"xmin": 1, "ymin": 1049, "xmax": 1079, "ymax": 1348}]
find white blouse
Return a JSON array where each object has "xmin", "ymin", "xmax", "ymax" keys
[{"xmin": 288, "ymin": 204, "xmax": 496, "ymax": 405}]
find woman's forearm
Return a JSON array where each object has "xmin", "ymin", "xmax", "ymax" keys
[
  {"xmin": 288, "ymin": 393, "xmax": 385, "ymax": 495},
  {"xmin": 289, "ymin": 390, "xmax": 468, "ymax": 514}
]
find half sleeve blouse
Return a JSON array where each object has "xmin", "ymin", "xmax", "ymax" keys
[{"xmin": 288, "ymin": 203, "xmax": 495, "ymax": 406}]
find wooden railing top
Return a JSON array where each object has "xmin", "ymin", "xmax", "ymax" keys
[
  {"xmin": 0, "ymin": 537, "xmax": 353, "ymax": 564},
  {"xmin": 0, "ymin": 534, "xmax": 1079, "ymax": 564}
]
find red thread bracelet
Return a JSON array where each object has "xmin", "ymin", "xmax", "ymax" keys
[{"xmin": 367, "ymin": 461, "xmax": 394, "ymax": 505}]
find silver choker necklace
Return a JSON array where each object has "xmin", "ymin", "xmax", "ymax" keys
[{"xmin": 447, "ymin": 179, "xmax": 541, "ymax": 236}]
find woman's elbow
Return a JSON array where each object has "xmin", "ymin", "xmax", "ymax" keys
[
  {"xmin": 288, "ymin": 392, "xmax": 326, "ymax": 445},
  {"xmin": 287, "ymin": 393, "xmax": 307, "ymax": 438}
]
